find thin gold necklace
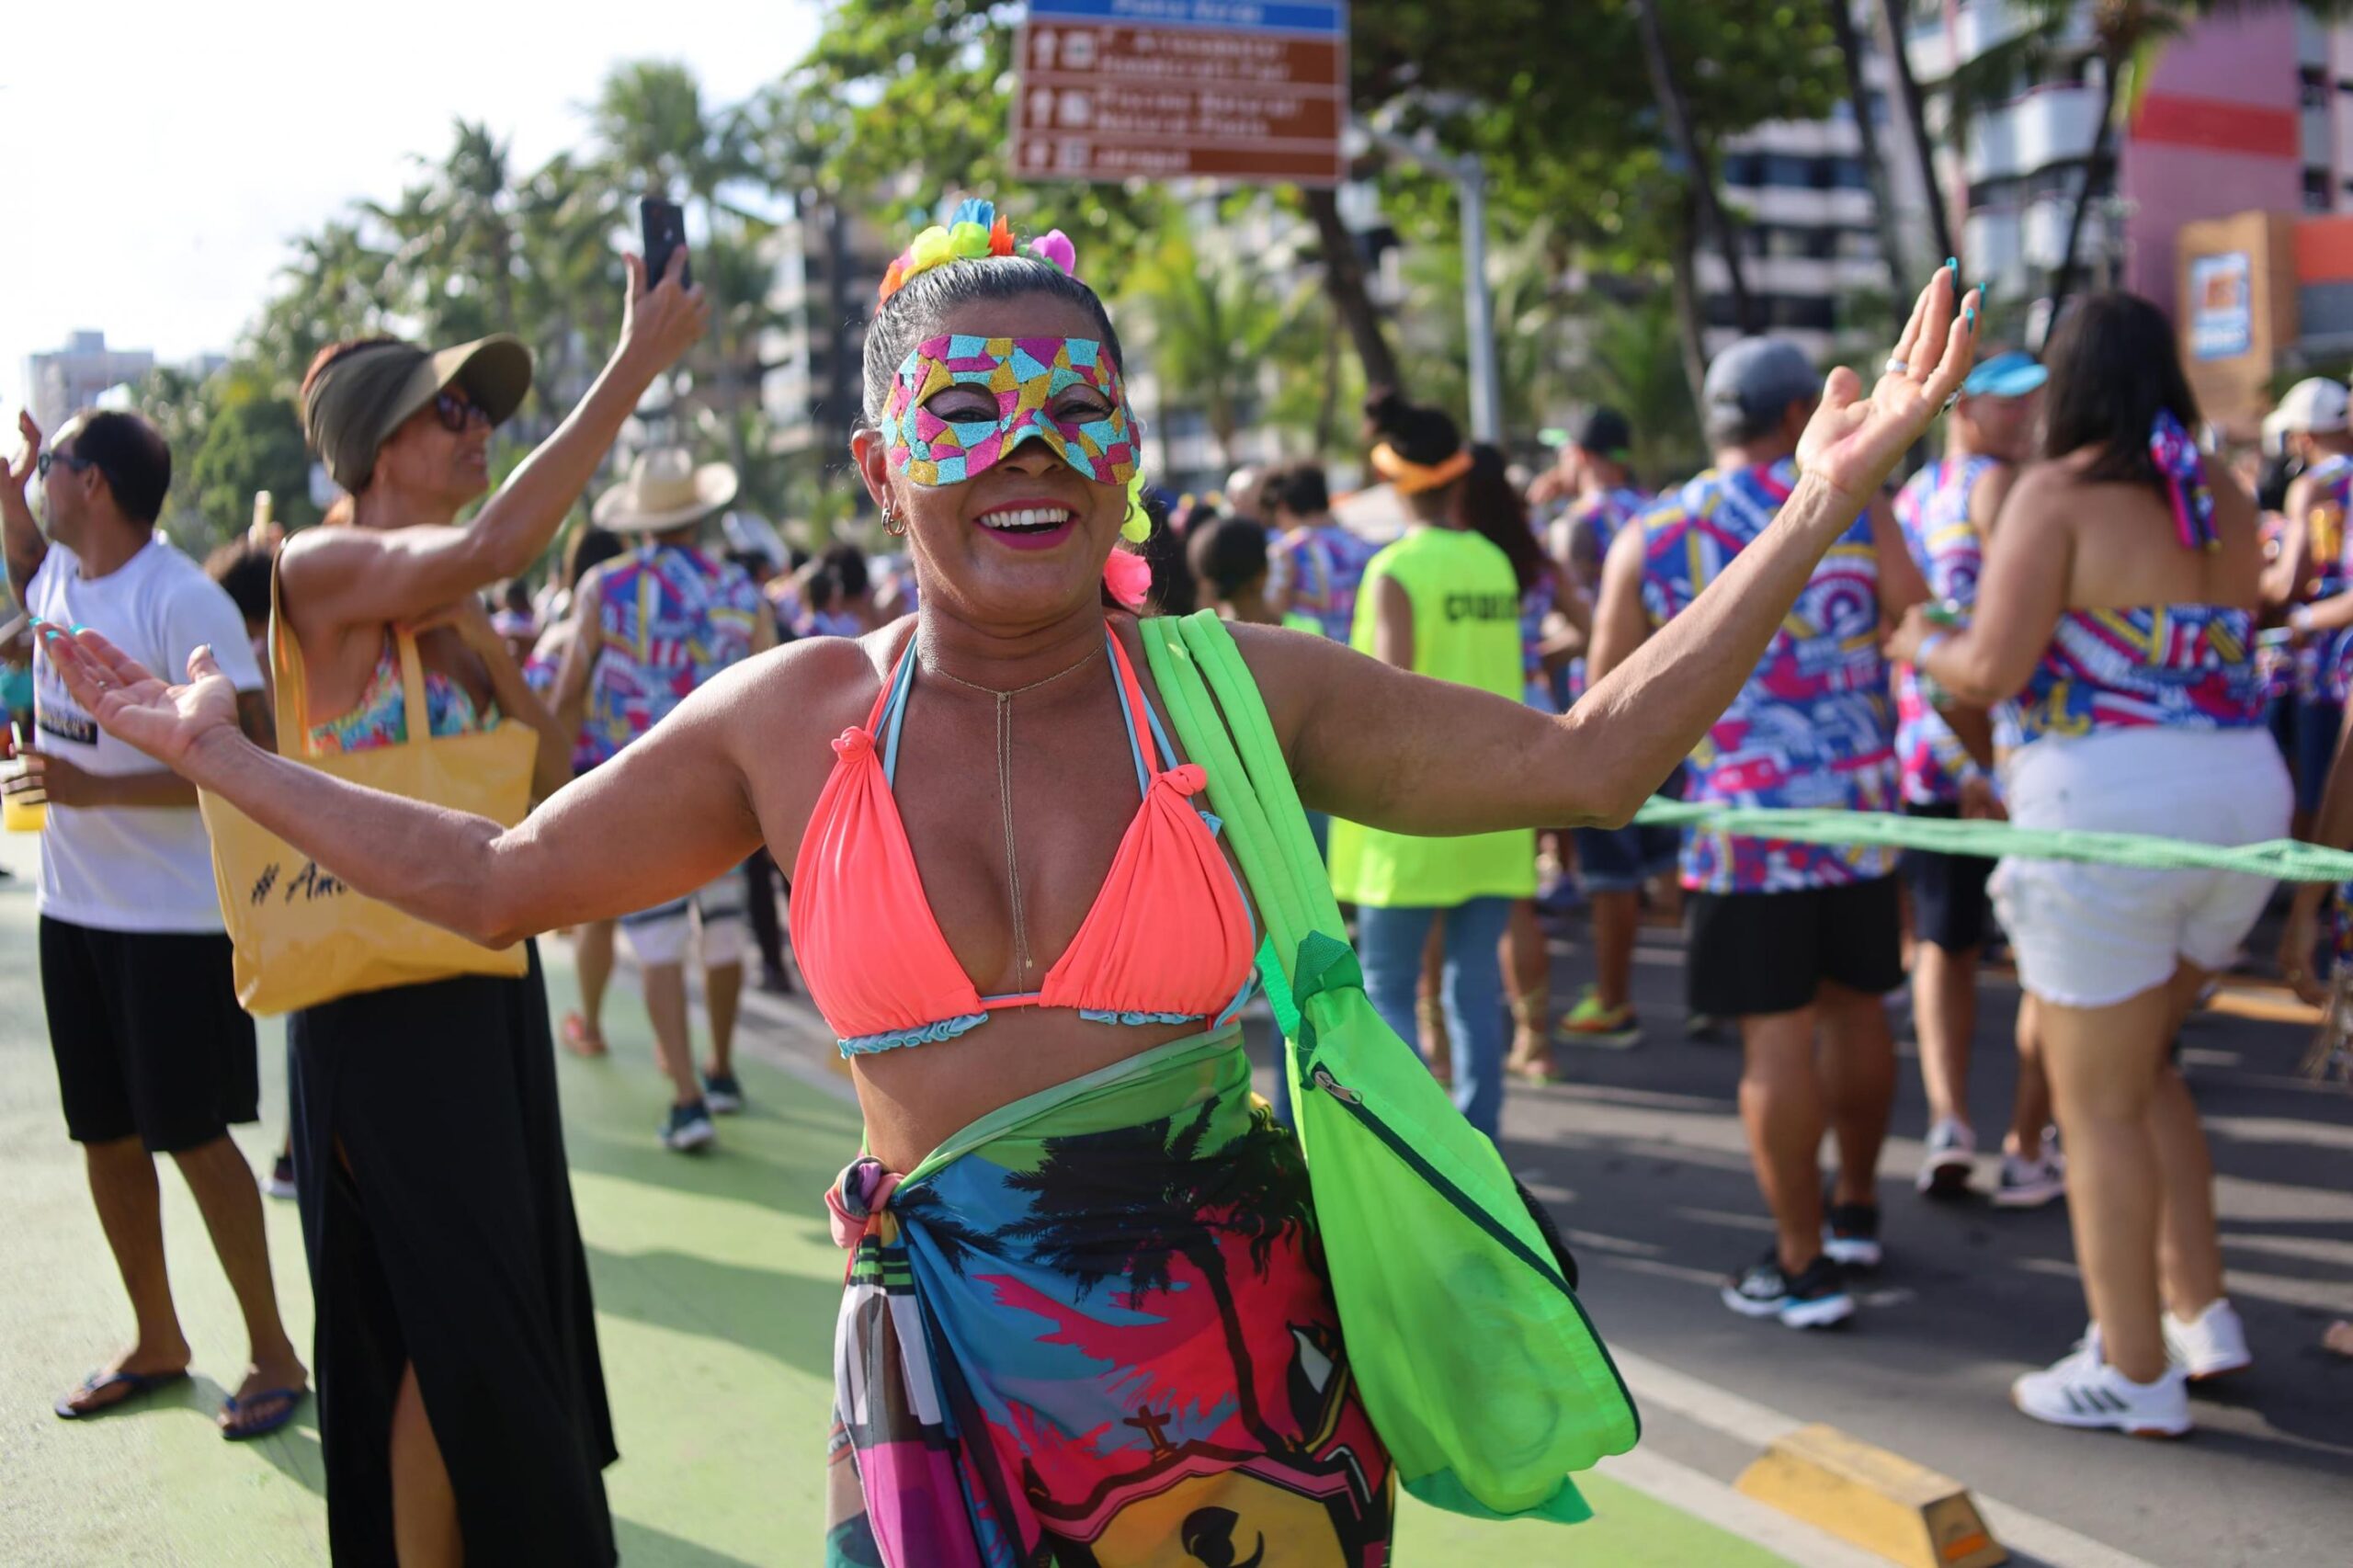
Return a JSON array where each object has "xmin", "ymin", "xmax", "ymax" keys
[{"xmin": 920, "ymin": 642, "xmax": 1104, "ymax": 972}]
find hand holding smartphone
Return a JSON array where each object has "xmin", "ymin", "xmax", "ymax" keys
[{"xmin": 640, "ymin": 198, "xmax": 691, "ymax": 292}]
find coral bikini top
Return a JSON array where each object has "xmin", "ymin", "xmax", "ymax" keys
[{"xmin": 788, "ymin": 622, "xmax": 1258, "ymax": 1055}]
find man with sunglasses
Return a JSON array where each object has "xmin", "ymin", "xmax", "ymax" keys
[{"xmin": 0, "ymin": 408, "xmax": 307, "ymax": 1438}]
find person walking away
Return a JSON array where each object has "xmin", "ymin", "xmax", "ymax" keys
[
  {"xmin": 2266, "ymin": 377, "xmax": 2353, "ymax": 835},
  {"xmin": 1548, "ymin": 410, "xmax": 1677, "ymax": 1047},
  {"xmin": 556, "ymin": 448, "xmax": 774, "ymax": 1151},
  {"xmin": 526, "ymin": 525, "xmax": 630, "ymax": 1056},
  {"xmin": 1591, "ymin": 335, "xmax": 1929, "ymax": 1329},
  {"xmin": 1263, "ymin": 462, "xmax": 1380, "ymax": 642},
  {"xmin": 1452, "ymin": 444, "xmax": 1582, "ymax": 1083},
  {"xmin": 1187, "ymin": 514, "xmax": 1281, "ymax": 627},
  {"xmin": 1893, "ymin": 292, "xmax": 2279, "ymax": 1436},
  {"xmin": 1329, "ymin": 393, "xmax": 1535, "ymax": 1143},
  {"xmin": 266, "ymin": 250, "xmax": 705, "ymax": 1564},
  {"xmin": 1891, "ymin": 349, "xmax": 2061, "ymax": 1203},
  {"xmin": 0, "ymin": 410, "xmax": 308, "ymax": 1437}
]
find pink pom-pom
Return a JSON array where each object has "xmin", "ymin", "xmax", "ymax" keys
[
  {"xmin": 1030, "ymin": 229, "xmax": 1078, "ymax": 278},
  {"xmin": 1103, "ymin": 548, "xmax": 1151, "ymax": 610}
]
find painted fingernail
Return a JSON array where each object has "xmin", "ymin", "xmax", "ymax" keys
[
  {"xmin": 69, "ymin": 624, "xmax": 86, "ymax": 635},
  {"xmin": 1947, "ymin": 257, "xmax": 1959, "ymax": 283},
  {"xmin": 1964, "ymin": 305, "xmax": 1977, "ymax": 328}
]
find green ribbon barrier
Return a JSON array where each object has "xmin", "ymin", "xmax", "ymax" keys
[{"xmin": 1630, "ymin": 800, "xmax": 2353, "ymax": 884}]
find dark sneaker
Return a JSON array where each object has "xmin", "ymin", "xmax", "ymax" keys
[
  {"xmin": 1722, "ymin": 1252, "xmax": 1855, "ymax": 1329},
  {"xmin": 702, "ymin": 1073, "xmax": 745, "ymax": 1116},
  {"xmin": 264, "ymin": 1154, "xmax": 297, "ymax": 1201},
  {"xmin": 758, "ymin": 963, "xmax": 794, "ymax": 995},
  {"xmin": 662, "ymin": 1099, "xmax": 718, "ymax": 1153},
  {"xmin": 1823, "ymin": 1201, "xmax": 1882, "ymax": 1270}
]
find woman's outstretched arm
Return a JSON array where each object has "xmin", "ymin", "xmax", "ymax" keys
[
  {"xmin": 1249, "ymin": 264, "xmax": 1980, "ymax": 835},
  {"xmin": 36, "ymin": 621, "xmax": 808, "ymax": 948}
]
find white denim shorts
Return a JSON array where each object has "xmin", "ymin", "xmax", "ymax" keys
[
  {"xmin": 1993, "ymin": 726, "xmax": 2290, "ymax": 1008},
  {"xmin": 618, "ymin": 872, "xmax": 748, "ymax": 970}
]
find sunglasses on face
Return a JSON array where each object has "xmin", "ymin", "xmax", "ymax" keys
[
  {"xmin": 34, "ymin": 449, "xmax": 95, "ymax": 481},
  {"xmin": 431, "ymin": 391, "xmax": 492, "ymax": 435}
]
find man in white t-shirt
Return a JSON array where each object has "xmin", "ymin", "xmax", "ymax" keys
[{"xmin": 2, "ymin": 409, "xmax": 308, "ymax": 1437}]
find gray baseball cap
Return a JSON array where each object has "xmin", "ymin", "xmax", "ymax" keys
[{"xmin": 1702, "ymin": 337, "xmax": 1819, "ymax": 443}]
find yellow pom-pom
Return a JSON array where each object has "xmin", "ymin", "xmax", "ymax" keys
[
  {"xmin": 909, "ymin": 227, "xmax": 952, "ymax": 271},
  {"xmin": 1121, "ymin": 511, "xmax": 1152, "ymax": 543},
  {"xmin": 949, "ymin": 222, "xmax": 990, "ymax": 259}
]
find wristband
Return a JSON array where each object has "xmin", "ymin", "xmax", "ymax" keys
[{"xmin": 2292, "ymin": 606, "xmax": 2318, "ymax": 636}]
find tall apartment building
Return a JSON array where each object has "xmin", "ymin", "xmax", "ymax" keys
[
  {"xmin": 28, "ymin": 331, "xmax": 155, "ymax": 435},
  {"xmin": 760, "ymin": 202, "xmax": 892, "ymax": 467},
  {"xmin": 1906, "ymin": 2, "xmax": 2343, "ymax": 319}
]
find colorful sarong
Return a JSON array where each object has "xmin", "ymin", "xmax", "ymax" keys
[{"xmin": 824, "ymin": 1028, "xmax": 1395, "ymax": 1567}]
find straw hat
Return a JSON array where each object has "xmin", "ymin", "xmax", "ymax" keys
[{"xmin": 593, "ymin": 448, "xmax": 739, "ymax": 534}]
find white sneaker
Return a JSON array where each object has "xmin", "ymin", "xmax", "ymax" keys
[
  {"xmin": 1915, "ymin": 1118, "xmax": 1976, "ymax": 1199},
  {"xmin": 2012, "ymin": 1343, "xmax": 2190, "ymax": 1437},
  {"xmin": 1993, "ymin": 1148, "xmax": 2065, "ymax": 1209},
  {"xmin": 2165, "ymin": 1299, "xmax": 2252, "ymax": 1381}
]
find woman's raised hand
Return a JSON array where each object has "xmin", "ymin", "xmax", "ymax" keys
[
  {"xmin": 35, "ymin": 625, "xmax": 240, "ymax": 774},
  {"xmin": 619, "ymin": 248, "xmax": 712, "ymax": 372},
  {"xmin": 1797, "ymin": 262, "xmax": 1982, "ymax": 505}
]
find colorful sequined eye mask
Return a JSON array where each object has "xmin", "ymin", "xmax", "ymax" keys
[{"xmin": 881, "ymin": 335, "xmax": 1139, "ymax": 489}]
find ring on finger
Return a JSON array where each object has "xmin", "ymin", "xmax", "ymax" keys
[{"xmin": 1884, "ymin": 358, "xmax": 1909, "ymax": 375}]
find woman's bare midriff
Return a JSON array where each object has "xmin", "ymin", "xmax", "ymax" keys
[{"xmin": 849, "ymin": 1012, "xmax": 1222, "ymax": 1173}]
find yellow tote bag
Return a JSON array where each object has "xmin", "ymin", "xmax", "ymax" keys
[{"xmin": 198, "ymin": 574, "xmax": 536, "ymax": 1015}]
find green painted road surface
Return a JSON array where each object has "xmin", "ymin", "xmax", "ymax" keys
[{"xmin": 0, "ymin": 837, "xmax": 1787, "ymax": 1564}]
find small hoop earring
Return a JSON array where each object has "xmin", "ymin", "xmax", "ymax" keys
[{"xmin": 881, "ymin": 506, "xmax": 907, "ymax": 538}]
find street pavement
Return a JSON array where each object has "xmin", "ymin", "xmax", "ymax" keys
[{"xmin": 1459, "ymin": 903, "xmax": 2353, "ymax": 1568}]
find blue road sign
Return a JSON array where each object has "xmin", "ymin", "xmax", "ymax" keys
[{"xmin": 1026, "ymin": 0, "xmax": 1346, "ymax": 36}]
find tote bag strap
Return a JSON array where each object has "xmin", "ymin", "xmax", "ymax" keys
[{"xmin": 268, "ymin": 562, "xmax": 435, "ymax": 761}]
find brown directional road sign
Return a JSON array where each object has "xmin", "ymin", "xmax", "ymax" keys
[{"xmin": 1012, "ymin": 5, "xmax": 1349, "ymax": 187}]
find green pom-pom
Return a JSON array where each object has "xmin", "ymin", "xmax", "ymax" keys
[
  {"xmin": 1121, "ymin": 512, "xmax": 1152, "ymax": 543},
  {"xmin": 949, "ymin": 221, "xmax": 990, "ymax": 259}
]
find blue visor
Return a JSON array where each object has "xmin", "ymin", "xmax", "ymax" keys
[{"xmin": 1963, "ymin": 351, "xmax": 2048, "ymax": 399}]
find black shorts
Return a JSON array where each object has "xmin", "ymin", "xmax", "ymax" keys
[
  {"xmin": 41, "ymin": 916, "xmax": 258, "ymax": 1153},
  {"xmin": 1686, "ymin": 876, "xmax": 1904, "ymax": 1017},
  {"xmin": 1901, "ymin": 802, "xmax": 1995, "ymax": 952}
]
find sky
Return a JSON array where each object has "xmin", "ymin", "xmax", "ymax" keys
[{"xmin": 0, "ymin": 0, "xmax": 823, "ymax": 420}]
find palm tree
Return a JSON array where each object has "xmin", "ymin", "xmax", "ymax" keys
[
  {"xmin": 1400, "ymin": 214, "xmax": 1574, "ymax": 442},
  {"xmin": 1945, "ymin": 1, "xmax": 2353, "ymax": 337},
  {"xmin": 369, "ymin": 120, "xmax": 524, "ymax": 348},
  {"xmin": 1633, "ymin": 0, "xmax": 1757, "ymax": 337},
  {"xmin": 1825, "ymin": 0, "xmax": 1916, "ymax": 328},
  {"xmin": 1874, "ymin": 0, "xmax": 1960, "ymax": 272},
  {"xmin": 1000, "ymin": 1101, "xmax": 1315, "ymax": 1459},
  {"xmin": 1570, "ymin": 285, "xmax": 1707, "ymax": 483},
  {"xmin": 1121, "ymin": 228, "xmax": 1318, "ymax": 475},
  {"xmin": 591, "ymin": 62, "xmax": 767, "ymax": 471}
]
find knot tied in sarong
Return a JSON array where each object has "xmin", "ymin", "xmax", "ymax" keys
[{"xmin": 825, "ymin": 1155, "xmax": 904, "ymax": 1249}]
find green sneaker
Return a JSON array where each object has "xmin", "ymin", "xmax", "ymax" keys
[{"xmin": 1558, "ymin": 987, "xmax": 1641, "ymax": 1049}]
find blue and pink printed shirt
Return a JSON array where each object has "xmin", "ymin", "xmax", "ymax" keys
[
  {"xmin": 1998, "ymin": 606, "xmax": 2267, "ymax": 749},
  {"xmin": 1893, "ymin": 456, "xmax": 1996, "ymax": 805},
  {"xmin": 1274, "ymin": 524, "xmax": 1382, "ymax": 643},
  {"xmin": 583, "ymin": 544, "xmax": 764, "ymax": 768},
  {"xmin": 1636, "ymin": 460, "xmax": 1899, "ymax": 894}
]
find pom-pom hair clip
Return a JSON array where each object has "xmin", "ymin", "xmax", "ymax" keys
[{"xmin": 877, "ymin": 199, "xmax": 1080, "ymax": 306}]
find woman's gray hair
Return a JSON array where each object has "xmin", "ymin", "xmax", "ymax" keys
[{"xmin": 860, "ymin": 255, "xmax": 1126, "ymax": 428}]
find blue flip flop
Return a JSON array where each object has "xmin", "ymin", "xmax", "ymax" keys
[
  {"xmin": 53, "ymin": 1367, "xmax": 190, "ymax": 1420},
  {"xmin": 221, "ymin": 1386, "xmax": 308, "ymax": 1442}
]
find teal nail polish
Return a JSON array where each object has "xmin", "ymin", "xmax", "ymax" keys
[
  {"xmin": 1964, "ymin": 304, "xmax": 1977, "ymax": 329},
  {"xmin": 69, "ymin": 624, "xmax": 86, "ymax": 635}
]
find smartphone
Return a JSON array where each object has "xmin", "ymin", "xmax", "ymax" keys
[{"xmin": 640, "ymin": 197, "xmax": 690, "ymax": 290}]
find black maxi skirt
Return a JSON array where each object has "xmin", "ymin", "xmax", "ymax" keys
[{"xmin": 289, "ymin": 943, "xmax": 618, "ymax": 1566}]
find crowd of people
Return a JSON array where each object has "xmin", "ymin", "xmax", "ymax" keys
[{"xmin": 3, "ymin": 197, "xmax": 2344, "ymax": 1565}]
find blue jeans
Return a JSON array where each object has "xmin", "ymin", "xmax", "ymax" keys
[{"xmin": 1355, "ymin": 898, "xmax": 1514, "ymax": 1143}]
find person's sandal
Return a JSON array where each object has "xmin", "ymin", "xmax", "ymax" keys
[
  {"xmin": 220, "ymin": 1386, "xmax": 309, "ymax": 1442},
  {"xmin": 560, "ymin": 1012, "xmax": 608, "ymax": 1058},
  {"xmin": 54, "ymin": 1367, "xmax": 188, "ymax": 1421}
]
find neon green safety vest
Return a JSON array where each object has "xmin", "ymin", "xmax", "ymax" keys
[{"xmin": 1327, "ymin": 527, "xmax": 1537, "ymax": 907}]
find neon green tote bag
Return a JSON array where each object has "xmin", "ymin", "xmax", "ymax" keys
[{"xmin": 1140, "ymin": 613, "xmax": 1641, "ymax": 1525}]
